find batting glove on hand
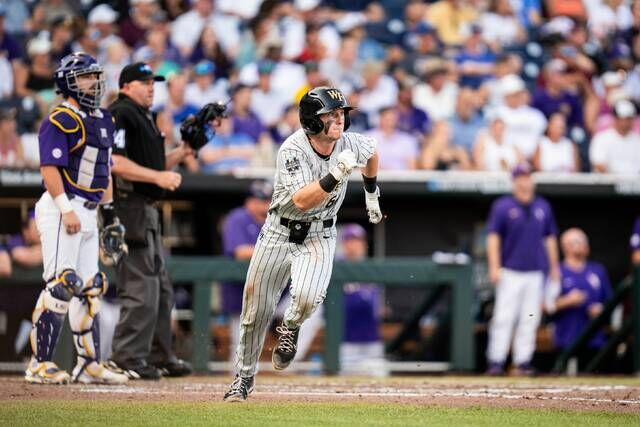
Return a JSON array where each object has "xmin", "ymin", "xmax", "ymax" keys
[
  {"xmin": 330, "ymin": 150, "xmax": 359, "ymax": 181},
  {"xmin": 364, "ymin": 187, "xmax": 383, "ymax": 224}
]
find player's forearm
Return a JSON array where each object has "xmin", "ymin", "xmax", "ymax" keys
[
  {"xmin": 487, "ymin": 233, "xmax": 501, "ymax": 271},
  {"xmin": 11, "ymin": 247, "xmax": 43, "ymax": 267},
  {"xmin": 632, "ymin": 250, "xmax": 640, "ymax": 266},
  {"xmin": 100, "ymin": 179, "xmax": 113, "ymax": 204},
  {"xmin": 292, "ymin": 182, "xmax": 330, "ymax": 212},
  {"xmin": 112, "ymin": 154, "xmax": 162, "ymax": 185},
  {"xmin": 545, "ymin": 236, "xmax": 560, "ymax": 272},
  {"xmin": 40, "ymin": 165, "xmax": 66, "ymax": 198},
  {"xmin": 362, "ymin": 151, "xmax": 378, "ymax": 178}
]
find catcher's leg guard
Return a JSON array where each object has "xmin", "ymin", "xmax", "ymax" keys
[
  {"xmin": 69, "ymin": 272, "xmax": 127, "ymax": 384},
  {"xmin": 25, "ymin": 270, "xmax": 82, "ymax": 384}
]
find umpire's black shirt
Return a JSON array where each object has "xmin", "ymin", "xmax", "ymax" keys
[{"xmin": 109, "ymin": 93, "xmax": 166, "ymax": 200}]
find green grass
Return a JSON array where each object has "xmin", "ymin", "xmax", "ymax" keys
[{"xmin": 0, "ymin": 401, "xmax": 637, "ymax": 427}]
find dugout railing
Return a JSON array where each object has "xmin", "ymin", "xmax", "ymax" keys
[{"xmin": 0, "ymin": 256, "xmax": 474, "ymax": 374}]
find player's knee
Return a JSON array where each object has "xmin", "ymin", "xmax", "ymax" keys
[
  {"xmin": 47, "ymin": 269, "xmax": 83, "ymax": 301},
  {"xmin": 81, "ymin": 271, "xmax": 108, "ymax": 298}
]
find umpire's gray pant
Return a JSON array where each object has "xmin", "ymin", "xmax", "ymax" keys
[{"xmin": 111, "ymin": 200, "xmax": 174, "ymax": 367}]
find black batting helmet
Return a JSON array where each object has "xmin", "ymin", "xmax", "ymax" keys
[{"xmin": 299, "ymin": 87, "xmax": 352, "ymax": 135}]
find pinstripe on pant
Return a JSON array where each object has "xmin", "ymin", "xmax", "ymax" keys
[{"xmin": 235, "ymin": 214, "xmax": 336, "ymax": 377}]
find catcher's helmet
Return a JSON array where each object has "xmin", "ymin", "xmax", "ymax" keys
[
  {"xmin": 299, "ymin": 87, "xmax": 352, "ymax": 135},
  {"xmin": 55, "ymin": 52, "xmax": 105, "ymax": 109}
]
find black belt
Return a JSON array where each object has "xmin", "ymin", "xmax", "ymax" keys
[
  {"xmin": 280, "ymin": 217, "xmax": 334, "ymax": 229},
  {"xmin": 67, "ymin": 193, "xmax": 98, "ymax": 210}
]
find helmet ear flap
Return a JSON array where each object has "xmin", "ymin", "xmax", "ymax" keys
[
  {"xmin": 301, "ymin": 116, "xmax": 324, "ymax": 135},
  {"xmin": 344, "ymin": 110, "xmax": 351, "ymax": 132}
]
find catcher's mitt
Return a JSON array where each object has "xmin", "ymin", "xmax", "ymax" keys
[{"xmin": 179, "ymin": 101, "xmax": 228, "ymax": 151}]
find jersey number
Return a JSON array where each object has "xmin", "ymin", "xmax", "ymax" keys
[
  {"xmin": 326, "ymin": 195, "xmax": 338, "ymax": 209},
  {"xmin": 114, "ymin": 129, "xmax": 126, "ymax": 149}
]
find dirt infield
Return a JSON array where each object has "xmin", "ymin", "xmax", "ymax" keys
[{"xmin": 1, "ymin": 375, "xmax": 640, "ymax": 413}]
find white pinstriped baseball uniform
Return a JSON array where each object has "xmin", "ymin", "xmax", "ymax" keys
[{"xmin": 234, "ymin": 129, "xmax": 376, "ymax": 377}]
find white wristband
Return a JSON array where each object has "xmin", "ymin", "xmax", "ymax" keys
[{"xmin": 54, "ymin": 193, "xmax": 73, "ymax": 214}]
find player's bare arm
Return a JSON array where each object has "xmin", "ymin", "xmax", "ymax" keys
[
  {"xmin": 40, "ymin": 165, "xmax": 81, "ymax": 235},
  {"xmin": 545, "ymin": 235, "xmax": 560, "ymax": 281},
  {"xmin": 112, "ymin": 154, "xmax": 182, "ymax": 191},
  {"xmin": 487, "ymin": 232, "xmax": 501, "ymax": 284}
]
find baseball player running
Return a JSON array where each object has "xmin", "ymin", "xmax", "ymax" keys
[
  {"xmin": 25, "ymin": 53, "xmax": 128, "ymax": 385},
  {"xmin": 224, "ymin": 87, "xmax": 381, "ymax": 401}
]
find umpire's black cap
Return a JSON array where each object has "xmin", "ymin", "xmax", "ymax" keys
[{"xmin": 119, "ymin": 62, "xmax": 165, "ymax": 88}]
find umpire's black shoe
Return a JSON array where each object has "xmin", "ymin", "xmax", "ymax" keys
[
  {"xmin": 155, "ymin": 359, "xmax": 193, "ymax": 377},
  {"xmin": 223, "ymin": 375, "xmax": 254, "ymax": 402},
  {"xmin": 272, "ymin": 324, "xmax": 299, "ymax": 370},
  {"xmin": 106, "ymin": 360, "xmax": 161, "ymax": 380}
]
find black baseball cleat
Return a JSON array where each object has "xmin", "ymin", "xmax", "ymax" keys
[
  {"xmin": 106, "ymin": 360, "xmax": 161, "ymax": 380},
  {"xmin": 272, "ymin": 324, "xmax": 299, "ymax": 370},
  {"xmin": 223, "ymin": 375, "xmax": 254, "ymax": 402},
  {"xmin": 154, "ymin": 359, "xmax": 193, "ymax": 377}
]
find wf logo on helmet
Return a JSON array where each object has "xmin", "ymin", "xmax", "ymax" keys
[{"xmin": 327, "ymin": 90, "xmax": 344, "ymax": 101}]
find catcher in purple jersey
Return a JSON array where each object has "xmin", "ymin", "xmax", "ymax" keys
[{"xmin": 25, "ymin": 53, "xmax": 128, "ymax": 385}]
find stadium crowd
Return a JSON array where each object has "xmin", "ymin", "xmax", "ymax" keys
[{"xmin": 0, "ymin": 0, "xmax": 639, "ymax": 174}]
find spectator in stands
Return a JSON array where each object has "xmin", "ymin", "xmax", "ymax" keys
[
  {"xmin": 532, "ymin": 59, "xmax": 584, "ymax": 132},
  {"xmin": 48, "ymin": 15, "xmax": 73, "ymax": 64},
  {"xmin": 158, "ymin": 73, "xmax": 199, "ymax": 130},
  {"xmin": 357, "ymin": 60, "xmax": 398, "ymax": 120},
  {"xmin": 497, "ymin": 74, "xmax": 547, "ymax": 160},
  {"xmin": 14, "ymin": 37, "xmax": 56, "ymax": 106},
  {"xmin": 395, "ymin": 79, "xmax": 430, "ymax": 141},
  {"xmin": 532, "ymin": 113, "xmax": 580, "ymax": 173},
  {"xmin": 592, "ymin": 71, "xmax": 639, "ymax": 133},
  {"xmin": 486, "ymin": 163, "xmax": 559, "ymax": 375},
  {"xmin": 0, "ymin": 108, "xmax": 24, "ymax": 168},
  {"xmin": 270, "ymin": 104, "xmax": 300, "ymax": 145},
  {"xmin": 119, "ymin": 0, "xmax": 159, "ymax": 49},
  {"xmin": 365, "ymin": 106, "xmax": 419, "ymax": 170},
  {"xmin": 631, "ymin": 216, "xmax": 640, "ymax": 265},
  {"xmin": 455, "ymin": 24, "xmax": 496, "ymax": 90},
  {"xmin": 319, "ymin": 35, "xmax": 363, "ymax": 94},
  {"xmin": 221, "ymin": 180, "xmax": 273, "ymax": 362},
  {"xmin": 412, "ymin": 57, "xmax": 458, "ymax": 121},
  {"xmin": 547, "ymin": 228, "xmax": 612, "ymax": 370},
  {"xmin": 398, "ymin": 21, "xmax": 442, "ymax": 77},
  {"xmin": 185, "ymin": 60, "xmax": 229, "ymax": 109},
  {"xmin": 293, "ymin": 60, "xmax": 328, "ymax": 103},
  {"xmin": 39, "ymin": 0, "xmax": 78, "ymax": 23},
  {"xmin": 473, "ymin": 111, "xmax": 523, "ymax": 172},
  {"xmin": 102, "ymin": 41, "xmax": 131, "ymax": 104},
  {"xmin": 251, "ymin": 60, "xmax": 287, "ymax": 128},
  {"xmin": 0, "ymin": 4, "xmax": 22, "ymax": 65},
  {"xmin": 198, "ymin": 112, "xmax": 255, "ymax": 173},
  {"xmin": 425, "ymin": 0, "xmax": 477, "ymax": 47},
  {"xmin": 480, "ymin": 53, "xmax": 522, "ymax": 110},
  {"xmin": 344, "ymin": 86, "xmax": 370, "ymax": 133},
  {"xmin": 0, "ymin": 244, "xmax": 10, "ymax": 278},
  {"xmin": 339, "ymin": 223, "xmax": 387, "ymax": 377},
  {"xmin": 87, "ymin": 4, "xmax": 125, "ymax": 64},
  {"xmin": 421, "ymin": 88, "xmax": 479, "ymax": 170},
  {"xmin": 189, "ymin": 26, "xmax": 233, "ymax": 79},
  {"xmin": 479, "ymin": 0, "xmax": 527, "ymax": 51},
  {"xmin": 137, "ymin": 26, "xmax": 181, "ymax": 77},
  {"xmin": 590, "ymin": 99, "xmax": 640, "ymax": 174},
  {"xmin": 296, "ymin": 22, "xmax": 327, "ymax": 63},
  {"xmin": 6, "ymin": 209, "xmax": 42, "ymax": 269},
  {"xmin": 1, "ymin": 0, "xmax": 29, "ymax": 37}
]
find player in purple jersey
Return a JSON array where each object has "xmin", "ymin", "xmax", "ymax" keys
[
  {"xmin": 546, "ymin": 228, "xmax": 611, "ymax": 370},
  {"xmin": 485, "ymin": 163, "xmax": 560, "ymax": 376},
  {"xmin": 631, "ymin": 217, "xmax": 640, "ymax": 266},
  {"xmin": 25, "ymin": 53, "xmax": 128, "ymax": 385},
  {"xmin": 339, "ymin": 224, "xmax": 387, "ymax": 376}
]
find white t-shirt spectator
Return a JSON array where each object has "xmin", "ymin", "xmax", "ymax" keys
[
  {"xmin": 358, "ymin": 75, "xmax": 399, "ymax": 119},
  {"xmin": 476, "ymin": 129, "xmax": 520, "ymax": 172},
  {"xmin": 412, "ymin": 81, "xmax": 458, "ymax": 121},
  {"xmin": 170, "ymin": 10, "xmax": 240, "ymax": 56},
  {"xmin": 251, "ymin": 87, "xmax": 289, "ymax": 128},
  {"xmin": 498, "ymin": 104, "xmax": 547, "ymax": 159},
  {"xmin": 480, "ymin": 12, "xmax": 521, "ymax": 46},
  {"xmin": 365, "ymin": 129, "xmax": 419, "ymax": 170},
  {"xmin": 185, "ymin": 80, "xmax": 230, "ymax": 109},
  {"xmin": 589, "ymin": 128, "xmax": 640, "ymax": 174},
  {"xmin": 0, "ymin": 57, "xmax": 13, "ymax": 99},
  {"xmin": 537, "ymin": 136, "xmax": 577, "ymax": 172},
  {"xmin": 238, "ymin": 61, "xmax": 306, "ymax": 105}
]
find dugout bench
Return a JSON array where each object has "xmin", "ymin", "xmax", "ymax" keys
[{"xmin": 1, "ymin": 256, "xmax": 474, "ymax": 374}]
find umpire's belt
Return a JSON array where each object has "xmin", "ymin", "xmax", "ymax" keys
[
  {"xmin": 67, "ymin": 193, "xmax": 98, "ymax": 210},
  {"xmin": 280, "ymin": 217, "xmax": 334, "ymax": 229}
]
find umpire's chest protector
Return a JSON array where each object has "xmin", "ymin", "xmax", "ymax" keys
[{"xmin": 52, "ymin": 105, "xmax": 115, "ymax": 192}]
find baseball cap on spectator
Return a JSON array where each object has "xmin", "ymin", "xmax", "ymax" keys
[
  {"xmin": 414, "ymin": 21, "xmax": 436, "ymax": 35},
  {"xmin": 27, "ymin": 38, "xmax": 51, "ymax": 56},
  {"xmin": 88, "ymin": 4, "xmax": 118, "ymax": 25},
  {"xmin": 257, "ymin": 60, "xmax": 275, "ymax": 75},
  {"xmin": 500, "ymin": 74, "xmax": 526, "ymax": 96},
  {"xmin": 50, "ymin": 15, "xmax": 73, "ymax": 29},
  {"xmin": 511, "ymin": 162, "xmax": 532, "ymax": 178},
  {"xmin": 544, "ymin": 59, "xmax": 567, "ymax": 74},
  {"xmin": 613, "ymin": 99, "xmax": 637, "ymax": 119},
  {"xmin": 420, "ymin": 57, "xmax": 447, "ymax": 79},
  {"xmin": 341, "ymin": 223, "xmax": 366, "ymax": 241},
  {"xmin": 119, "ymin": 62, "xmax": 165, "ymax": 88},
  {"xmin": 194, "ymin": 60, "xmax": 215, "ymax": 76},
  {"xmin": 602, "ymin": 71, "xmax": 623, "ymax": 88},
  {"xmin": 249, "ymin": 180, "xmax": 273, "ymax": 200}
]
